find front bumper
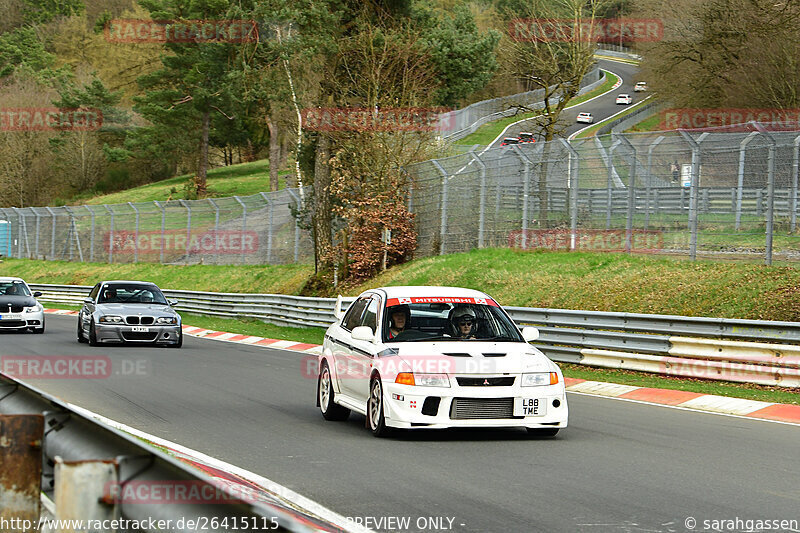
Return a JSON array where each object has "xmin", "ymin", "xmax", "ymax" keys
[
  {"xmin": 0, "ymin": 311, "xmax": 44, "ymax": 330},
  {"xmin": 381, "ymin": 380, "xmax": 569, "ymax": 430},
  {"xmin": 94, "ymin": 323, "xmax": 182, "ymax": 344}
]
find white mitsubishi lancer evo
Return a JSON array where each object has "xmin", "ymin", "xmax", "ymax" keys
[{"xmin": 316, "ymin": 286, "xmax": 568, "ymax": 437}]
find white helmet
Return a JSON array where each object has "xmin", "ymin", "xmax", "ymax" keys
[{"xmin": 452, "ymin": 307, "xmax": 476, "ymax": 322}]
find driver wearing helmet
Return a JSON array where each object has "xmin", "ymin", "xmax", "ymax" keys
[
  {"xmin": 451, "ymin": 306, "xmax": 477, "ymax": 339},
  {"xmin": 388, "ymin": 304, "xmax": 411, "ymax": 340}
]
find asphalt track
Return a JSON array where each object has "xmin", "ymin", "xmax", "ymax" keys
[{"xmin": 3, "ymin": 315, "xmax": 799, "ymax": 533}]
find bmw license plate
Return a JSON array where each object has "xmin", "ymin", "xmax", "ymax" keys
[
  {"xmin": 0, "ymin": 313, "xmax": 22, "ymax": 320},
  {"xmin": 514, "ymin": 397, "xmax": 546, "ymax": 417},
  {"xmin": 131, "ymin": 326, "xmax": 149, "ymax": 332}
]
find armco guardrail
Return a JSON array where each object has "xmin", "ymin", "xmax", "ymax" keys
[
  {"xmin": 31, "ymin": 284, "xmax": 800, "ymax": 387},
  {"xmin": 0, "ymin": 376, "xmax": 343, "ymax": 532}
]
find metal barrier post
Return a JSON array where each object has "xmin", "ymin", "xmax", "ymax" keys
[
  {"xmin": 736, "ymin": 131, "xmax": 758, "ymax": 230},
  {"xmin": 511, "ymin": 145, "xmax": 537, "ymax": 249},
  {"xmin": 259, "ymin": 193, "xmax": 274, "ymax": 264},
  {"xmin": 54, "ymin": 457, "xmax": 118, "ymax": 527},
  {"xmin": 234, "ymin": 195, "xmax": 247, "ymax": 265},
  {"xmin": 64, "ymin": 206, "xmax": 82, "ymax": 262},
  {"xmin": 45, "ymin": 206, "xmax": 56, "ymax": 259},
  {"xmin": 128, "ymin": 202, "xmax": 140, "ymax": 263},
  {"xmin": 432, "ymin": 160, "xmax": 449, "ymax": 254},
  {"xmin": 645, "ymin": 136, "xmax": 664, "ymax": 230},
  {"xmin": 0, "ymin": 414, "xmax": 44, "ymax": 523},
  {"xmin": 179, "ymin": 200, "xmax": 191, "ymax": 264},
  {"xmin": 615, "ymin": 134, "xmax": 637, "ymax": 253},
  {"xmin": 607, "ymin": 138, "xmax": 622, "ymax": 229},
  {"xmin": 85, "ymin": 205, "xmax": 96, "ymax": 262},
  {"xmin": 792, "ymin": 134, "xmax": 800, "ymax": 233},
  {"xmin": 103, "ymin": 205, "xmax": 115, "ymax": 263},
  {"xmin": 754, "ymin": 123, "xmax": 776, "ymax": 265},
  {"xmin": 154, "ymin": 201, "xmax": 166, "ymax": 264},
  {"xmin": 679, "ymin": 130, "xmax": 706, "ymax": 260},
  {"xmin": 34, "ymin": 209, "xmax": 41, "ymax": 258},
  {"xmin": 560, "ymin": 138, "xmax": 580, "ymax": 250},
  {"xmin": 469, "ymin": 151, "xmax": 487, "ymax": 247},
  {"xmin": 208, "ymin": 199, "xmax": 220, "ymax": 265}
]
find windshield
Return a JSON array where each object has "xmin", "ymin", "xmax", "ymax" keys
[
  {"xmin": 383, "ymin": 297, "xmax": 524, "ymax": 343},
  {"xmin": 0, "ymin": 281, "xmax": 31, "ymax": 297},
  {"xmin": 98, "ymin": 284, "xmax": 168, "ymax": 305}
]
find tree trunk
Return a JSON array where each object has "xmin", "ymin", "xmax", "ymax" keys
[
  {"xmin": 267, "ymin": 113, "xmax": 280, "ymax": 192},
  {"xmin": 197, "ymin": 109, "xmax": 210, "ymax": 197},
  {"xmin": 313, "ymin": 133, "xmax": 333, "ymax": 275}
]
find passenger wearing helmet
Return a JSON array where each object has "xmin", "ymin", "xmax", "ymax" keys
[
  {"xmin": 388, "ymin": 304, "xmax": 411, "ymax": 340},
  {"xmin": 451, "ymin": 306, "xmax": 477, "ymax": 339}
]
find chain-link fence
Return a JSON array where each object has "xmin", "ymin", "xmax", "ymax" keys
[
  {"xmin": 407, "ymin": 122, "xmax": 800, "ymax": 264},
  {"xmin": 0, "ymin": 189, "xmax": 313, "ymax": 265}
]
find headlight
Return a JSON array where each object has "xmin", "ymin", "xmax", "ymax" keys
[
  {"xmin": 98, "ymin": 315, "xmax": 122, "ymax": 323},
  {"xmin": 24, "ymin": 303, "xmax": 43, "ymax": 313},
  {"xmin": 156, "ymin": 316, "xmax": 177, "ymax": 324},
  {"xmin": 521, "ymin": 372, "xmax": 559, "ymax": 386},
  {"xmin": 395, "ymin": 373, "xmax": 450, "ymax": 387}
]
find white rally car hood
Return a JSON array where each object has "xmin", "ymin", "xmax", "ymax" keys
[{"xmin": 380, "ymin": 341, "xmax": 555, "ymax": 376}]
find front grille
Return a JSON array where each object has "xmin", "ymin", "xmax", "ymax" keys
[
  {"xmin": 141, "ymin": 316, "xmax": 154, "ymax": 325},
  {"xmin": 121, "ymin": 332, "xmax": 158, "ymax": 341},
  {"xmin": 0, "ymin": 320, "xmax": 27, "ymax": 328},
  {"xmin": 1, "ymin": 305, "xmax": 24, "ymax": 313},
  {"xmin": 450, "ymin": 397, "xmax": 516, "ymax": 420},
  {"xmin": 422, "ymin": 397, "xmax": 441, "ymax": 416},
  {"xmin": 126, "ymin": 316, "xmax": 154, "ymax": 325},
  {"xmin": 456, "ymin": 376, "xmax": 515, "ymax": 387},
  {"xmin": 126, "ymin": 316, "xmax": 139, "ymax": 325}
]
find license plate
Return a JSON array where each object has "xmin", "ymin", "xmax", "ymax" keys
[
  {"xmin": 514, "ymin": 397, "xmax": 546, "ymax": 417},
  {"xmin": 0, "ymin": 314, "xmax": 22, "ymax": 320},
  {"xmin": 131, "ymin": 326, "xmax": 149, "ymax": 332}
]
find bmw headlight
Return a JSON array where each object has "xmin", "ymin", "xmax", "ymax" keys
[
  {"xmin": 98, "ymin": 315, "xmax": 122, "ymax": 323},
  {"xmin": 24, "ymin": 303, "xmax": 43, "ymax": 313},
  {"xmin": 521, "ymin": 372, "xmax": 559, "ymax": 386},
  {"xmin": 156, "ymin": 316, "xmax": 177, "ymax": 325}
]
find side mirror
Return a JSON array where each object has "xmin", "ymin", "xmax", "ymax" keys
[
  {"xmin": 168, "ymin": 299, "xmax": 178, "ymax": 307},
  {"xmin": 83, "ymin": 297, "xmax": 94, "ymax": 305},
  {"xmin": 33, "ymin": 291, "xmax": 42, "ymax": 298},
  {"xmin": 351, "ymin": 326, "xmax": 375, "ymax": 342},
  {"xmin": 334, "ymin": 295, "xmax": 344, "ymax": 321},
  {"xmin": 521, "ymin": 327, "xmax": 539, "ymax": 342}
]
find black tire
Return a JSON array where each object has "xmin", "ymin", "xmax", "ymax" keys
[
  {"xmin": 368, "ymin": 377, "xmax": 392, "ymax": 437},
  {"xmin": 169, "ymin": 330, "xmax": 183, "ymax": 348},
  {"xmin": 88, "ymin": 319, "xmax": 99, "ymax": 346},
  {"xmin": 318, "ymin": 361, "xmax": 350, "ymax": 421},
  {"xmin": 527, "ymin": 427, "xmax": 559, "ymax": 437},
  {"xmin": 77, "ymin": 316, "xmax": 87, "ymax": 343}
]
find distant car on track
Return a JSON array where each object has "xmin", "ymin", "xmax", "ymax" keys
[
  {"xmin": 576, "ymin": 112, "xmax": 594, "ymax": 124},
  {"xmin": 634, "ymin": 82, "xmax": 647, "ymax": 92},
  {"xmin": 77, "ymin": 280, "xmax": 182, "ymax": 347},
  {"xmin": 616, "ymin": 94, "xmax": 633, "ymax": 105},
  {"xmin": 517, "ymin": 132, "xmax": 536, "ymax": 143},
  {"xmin": 317, "ymin": 286, "xmax": 568, "ymax": 437},
  {"xmin": 0, "ymin": 277, "xmax": 44, "ymax": 333},
  {"xmin": 500, "ymin": 137, "xmax": 521, "ymax": 146}
]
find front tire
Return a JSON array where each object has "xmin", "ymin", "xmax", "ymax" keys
[
  {"xmin": 318, "ymin": 362, "xmax": 349, "ymax": 421},
  {"xmin": 77, "ymin": 317, "xmax": 87, "ymax": 343},
  {"xmin": 169, "ymin": 330, "xmax": 183, "ymax": 348},
  {"xmin": 88, "ymin": 319, "xmax": 99, "ymax": 346},
  {"xmin": 368, "ymin": 377, "xmax": 392, "ymax": 437}
]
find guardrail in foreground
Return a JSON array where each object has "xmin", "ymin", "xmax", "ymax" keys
[
  {"xmin": 30, "ymin": 284, "xmax": 800, "ymax": 387},
  {"xmin": 0, "ymin": 376, "xmax": 342, "ymax": 533}
]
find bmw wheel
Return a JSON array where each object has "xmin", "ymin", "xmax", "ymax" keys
[
  {"xmin": 318, "ymin": 361, "xmax": 349, "ymax": 421},
  {"xmin": 88, "ymin": 319, "xmax": 99, "ymax": 346},
  {"xmin": 77, "ymin": 316, "xmax": 87, "ymax": 343}
]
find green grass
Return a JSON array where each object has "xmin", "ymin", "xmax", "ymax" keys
[
  {"xmin": 72, "ymin": 160, "xmax": 292, "ymax": 206},
  {"xmin": 456, "ymin": 70, "xmax": 621, "ymax": 146},
  {"xmin": 624, "ymin": 112, "xmax": 662, "ymax": 133}
]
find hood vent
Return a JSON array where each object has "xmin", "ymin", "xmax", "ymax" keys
[
  {"xmin": 482, "ymin": 353, "xmax": 507, "ymax": 358},
  {"xmin": 442, "ymin": 352, "xmax": 472, "ymax": 358}
]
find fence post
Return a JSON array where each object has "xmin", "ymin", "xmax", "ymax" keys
[
  {"xmin": 645, "ymin": 136, "xmax": 665, "ymax": 230},
  {"xmin": 11, "ymin": 207, "xmax": 22, "ymax": 258},
  {"xmin": 678, "ymin": 130, "xmax": 705, "ymax": 261},
  {"xmin": 432, "ymin": 160, "xmax": 449, "ymax": 255},
  {"xmin": 560, "ymin": 138, "xmax": 580, "ymax": 250},
  {"xmin": 179, "ymin": 200, "xmax": 191, "ymax": 264},
  {"xmin": 469, "ymin": 151, "xmax": 487, "ymax": 248},
  {"xmin": 607, "ymin": 138, "xmax": 622, "ymax": 229},
  {"xmin": 64, "ymin": 205, "xmax": 82, "ymax": 262},
  {"xmin": 85, "ymin": 205, "xmax": 95, "ymax": 262},
  {"xmin": 259, "ymin": 193, "xmax": 274, "ymax": 264},
  {"xmin": 286, "ymin": 189, "xmax": 302, "ymax": 262},
  {"xmin": 614, "ymin": 134, "xmax": 637, "ymax": 253},
  {"xmin": 754, "ymin": 123, "xmax": 776, "ymax": 265},
  {"xmin": 511, "ymin": 145, "xmax": 539, "ymax": 249},
  {"xmin": 233, "ymin": 196, "xmax": 247, "ymax": 265},
  {"xmin": 103, "ymin": 205, "xmax": 114, "ymax": 263},
  {"xmin": 154, "ymin": 201, "xmax": 166, "ymax": 264},
  {"xmin": 34, "ymin": 209, "xmax": 41, "ymax": 258},
  {"xmin": 207, "ymin": 199, "xmax": 220, "ymax": 264},
  {"xmin": 736, "ymin": 131, "xmax": 758, "ymax": 230},
  {"xmin": 45, "ymin": 206, "xmax": 56, "ymax": 259},
  {"xmin": 792, "ymin": 134, "xmax": 800, "ymax": 233},
  {"xmin": 127, "ymin": 202, "xmax": 139, "ymax": 263}
]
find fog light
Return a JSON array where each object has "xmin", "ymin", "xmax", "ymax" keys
[{"xmin": 552, "ymin": 399, "xmax": 561, "ymax": 408}]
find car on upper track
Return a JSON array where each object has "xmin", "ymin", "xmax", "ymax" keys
[
  {"xmin": 615, "ymin": 94, "xmax": 633, "ymax": 105},
  {"xmin": 316, "ymin": 286, "xmax": 568, "ymax": 437},
  {"xmin": 77, "ymin": 280, "xmax": 182, "ymax": 347},
  {"xmin": 0, "ymin": 277, "xmax": 45, "ymax": 333},
  {"xmin": 500, "ymin": 137, "xmax": 521, "ymax": 146},
  {"xmin": 517, "ymin": 132, "xmax": 536, "ymax": 143},
  {"xmin": 576, "ymin": 112, "xmax": 594, "ymax": 124},
  {"xmin": 634, "ymin": 81, "xmax": 647, "ymax": 92}
]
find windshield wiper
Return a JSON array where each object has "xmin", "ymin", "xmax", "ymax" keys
[{"xmin": 484, "ymin": 336, "xmax": 520, "ymax": 342}]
